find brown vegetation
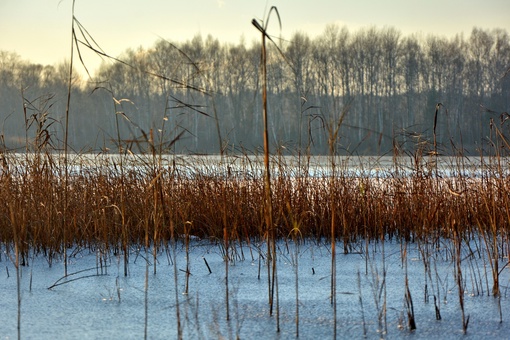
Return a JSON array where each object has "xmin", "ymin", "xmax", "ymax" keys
[{"xmin": 1, "ymin": 152, "xmax": 509, "ymax": 264}]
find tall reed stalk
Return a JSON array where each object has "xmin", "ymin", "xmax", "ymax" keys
[
  {"xmin": 252, "ymin": 8, "xmax": 281, "ymax": 328},
  {"xmin": 325, "ymin": 103, "xmax": 348, "ymax": 338},
  {"xmin": 62, "ymin": 0, "xmax": 78, "ymax": 278}
]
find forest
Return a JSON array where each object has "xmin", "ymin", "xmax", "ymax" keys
[{"xmin": 0, "ymin": 24, "xmax": 509, "ymax": 156}]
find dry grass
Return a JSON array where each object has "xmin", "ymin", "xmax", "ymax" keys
[{"xmin": 1, "ymin": 152, "xmax": 509, "ymax": 263}]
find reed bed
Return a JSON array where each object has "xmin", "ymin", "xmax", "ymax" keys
[
  {"xmin": 2, "ymin": 151, "xmax": 509, "ymax": 338},
  {"xmin": 1, "ymin": 152, "xmax": 509, "ymax": 262}
]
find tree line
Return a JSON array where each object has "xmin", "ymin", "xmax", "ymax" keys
[{"xmin": 1, "ymin": 24, "xmax": 509, "ymax": 156}]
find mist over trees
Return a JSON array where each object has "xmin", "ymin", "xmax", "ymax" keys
[{"xmin": 1, "ymin": 25, "xmax": 509, "ymax": 156}]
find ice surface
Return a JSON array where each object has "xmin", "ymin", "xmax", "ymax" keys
[{"xmin": 1, "ymin": 239, "xmax": 509, "ymax": 339}]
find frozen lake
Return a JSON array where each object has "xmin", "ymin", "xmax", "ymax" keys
[
  {"xmin": 3, "ymin": 153, "xmax": 509, "ymax": 179},
  {"xmin": 1, "ymin": 238, "xmax": 509, "ymax": 339}
]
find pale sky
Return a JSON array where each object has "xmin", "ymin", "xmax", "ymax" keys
[{"xmin": 1, "ymin": 0, "xmax": 509, "ymax": 75}]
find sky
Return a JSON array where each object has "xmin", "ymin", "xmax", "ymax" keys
[{"xmin": 1, "ymin": 0, "xmax": 509, "ymax": 75}]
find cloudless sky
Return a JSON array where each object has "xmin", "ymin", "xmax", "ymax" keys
[{"xmin": 1, "ymin": 0, "xmax": 509, "ymax": 75}]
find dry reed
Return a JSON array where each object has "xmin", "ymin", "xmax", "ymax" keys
[{"xmin": 1, "ymin": 153, "xmax": 509, "ymax": 262}]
